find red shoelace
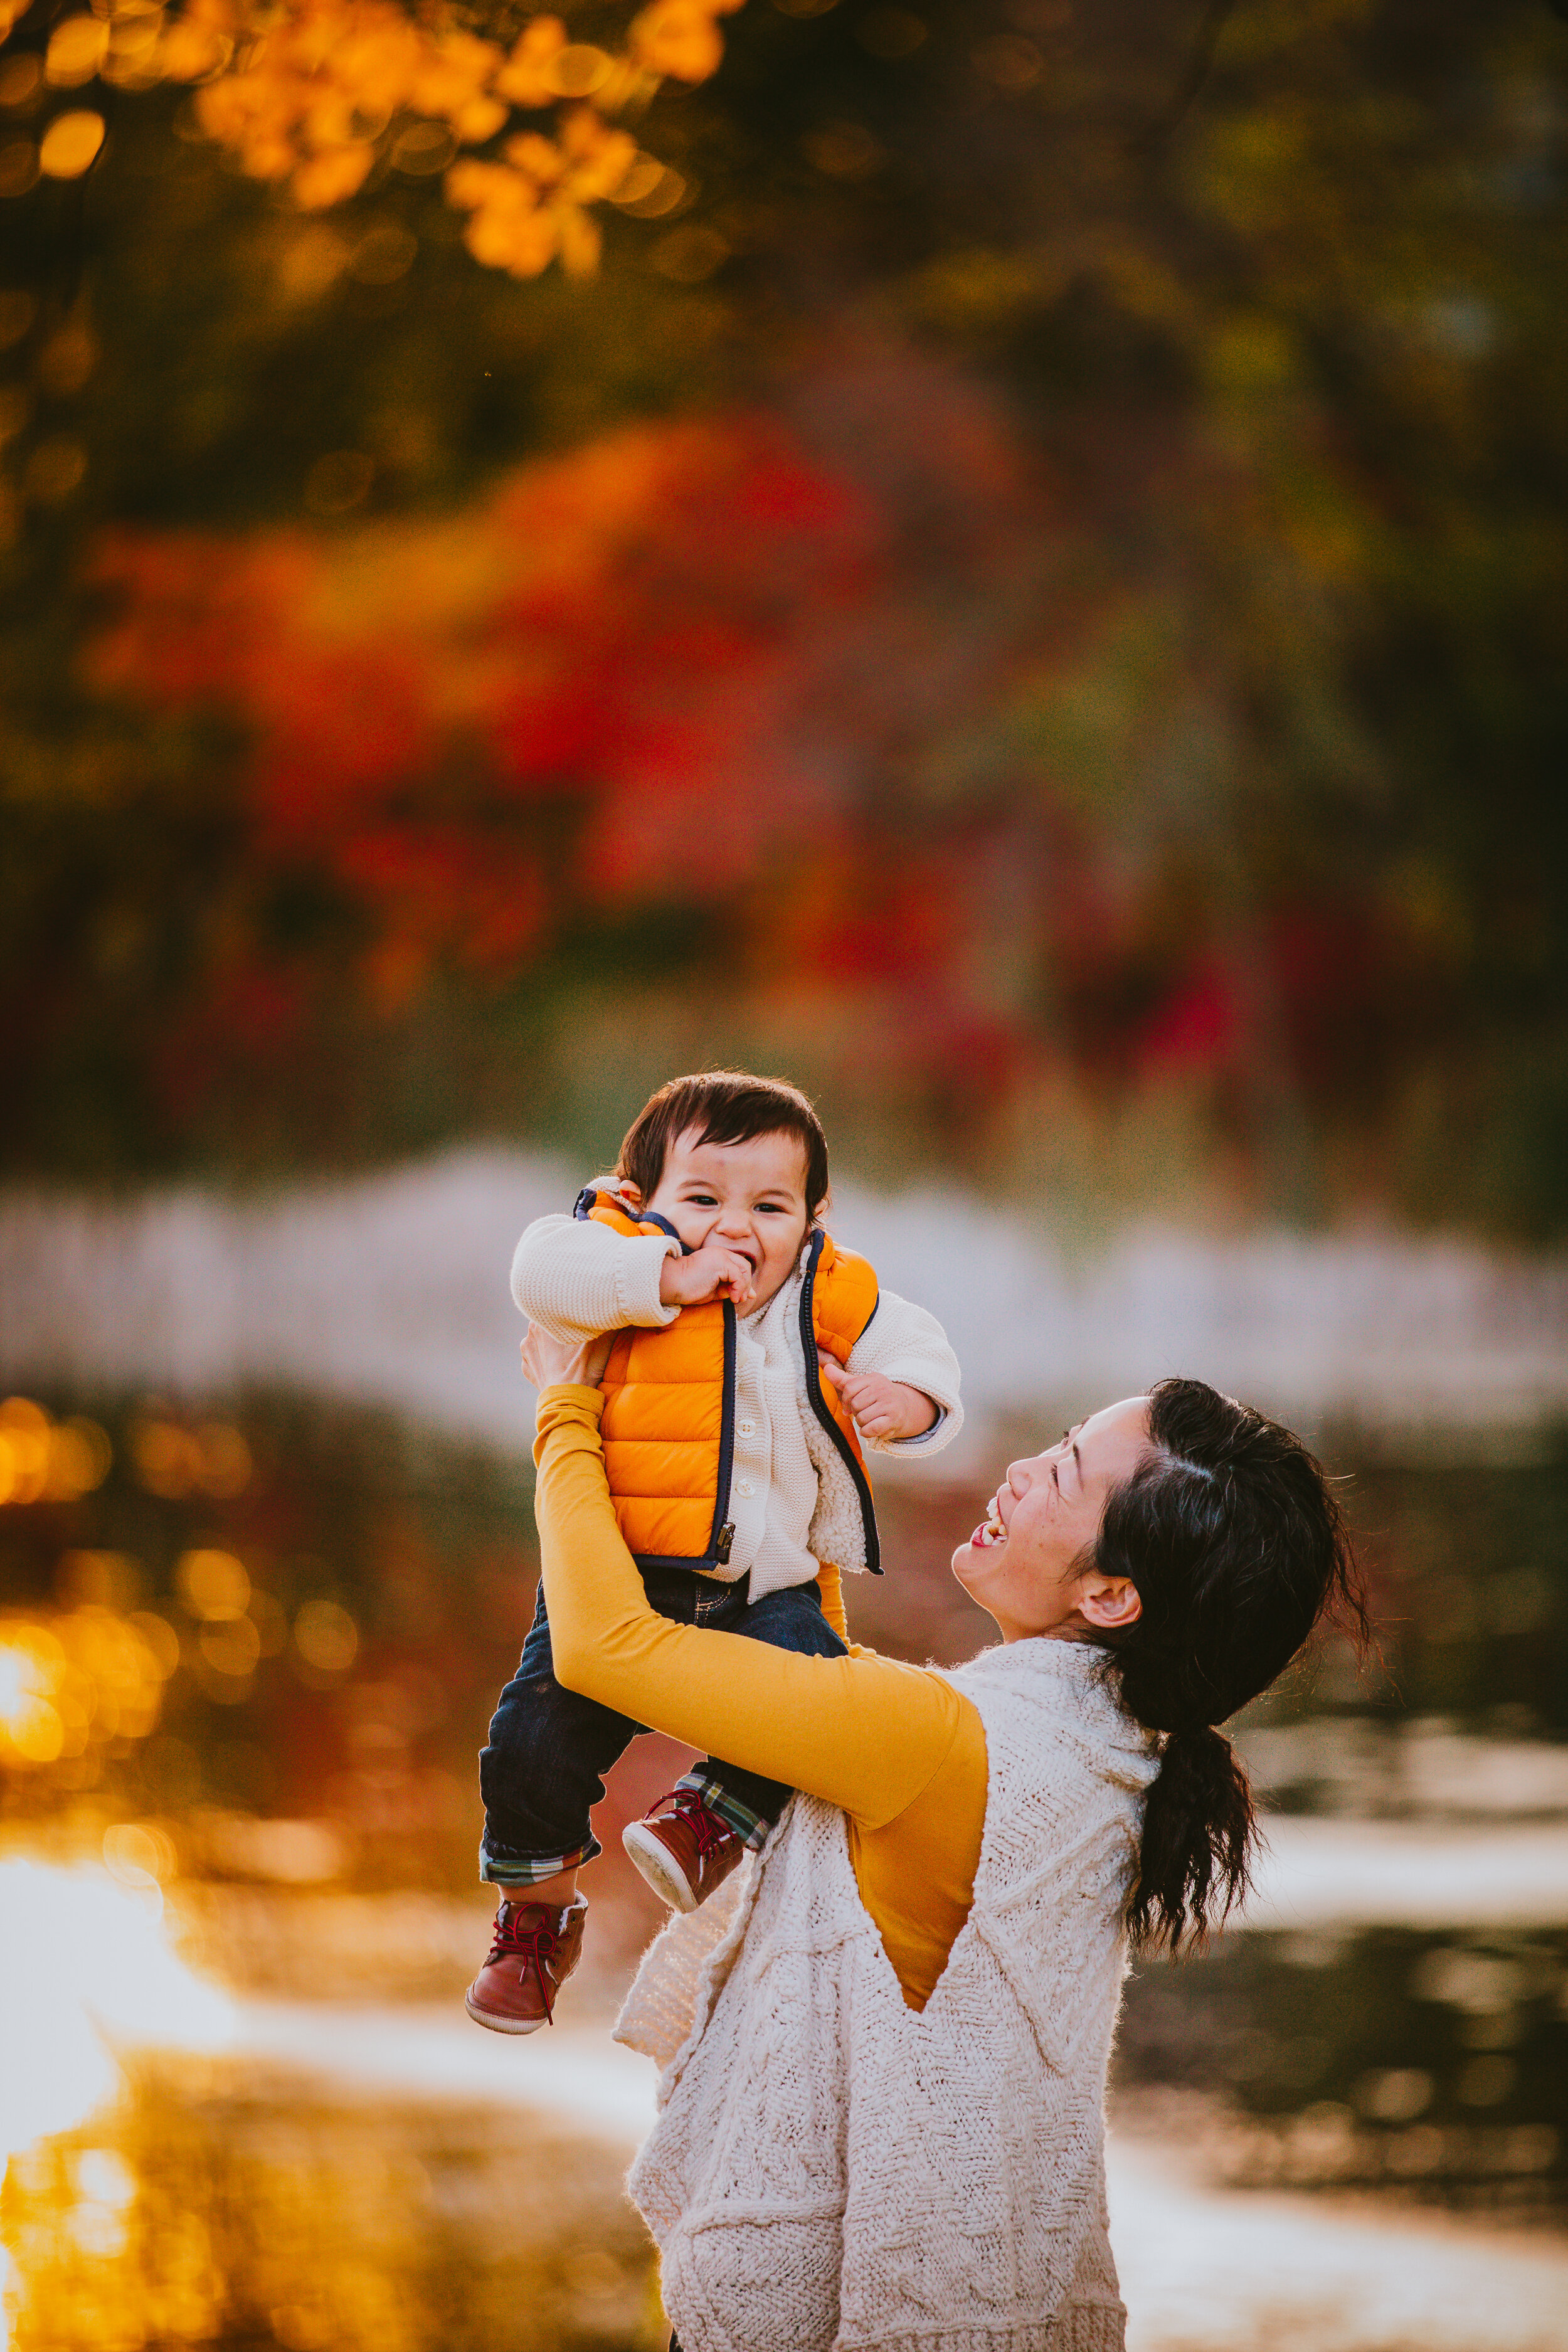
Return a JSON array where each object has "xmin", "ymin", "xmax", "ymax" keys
[
  {"xmin": 661, "ymin": 1788, "xmax": 732, "ymax": 1861},
  {"xmin": 489, "ymin": 1903, "xmax": 563, "ymax": 2021}
]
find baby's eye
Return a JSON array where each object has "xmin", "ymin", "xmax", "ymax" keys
[{"xmin": 687, "ymin": 1192, "xmax": 718, "ymax": 1207}]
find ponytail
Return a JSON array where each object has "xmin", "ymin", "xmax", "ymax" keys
[
  {"xmin": 1124, "ymin": 1724, "xmax": 1254, "ymax": 1956},
  {"xmin": 1089, "ymin": 1376, "xmax": 1367, "ymax": 1959}
]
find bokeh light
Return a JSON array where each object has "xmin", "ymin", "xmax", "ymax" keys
[
  {"xmin": 36, "ymin": 108, "xmax": 104, "ymax": 178},
  {"xmin": 0, "ymin": 1604, "xmax": 174, "ymax": 1773},
  {"xmin": 0, "ymin": 1399, "xmax": 110, "ymax": 1508}
]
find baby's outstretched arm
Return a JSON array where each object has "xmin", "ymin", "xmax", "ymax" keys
[
  {"xmin": 820, "ymin": 1358, "xmax": 938, "ymax": 1442},
  {"xmin": 832, "ymin": 1286, "xmax": 964, "ymax": 1454}
]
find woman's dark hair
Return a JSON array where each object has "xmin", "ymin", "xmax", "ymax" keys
[
  {"xmin": 618, "ymin": 1069, "xmax": 830, "ymax": 1221},
  {"xmin": 1090, "ymin": 1377, "xmax": 1368, "ymax": 1958}
]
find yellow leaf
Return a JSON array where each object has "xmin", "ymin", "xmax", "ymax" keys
[
  {"xmin": 302, "ymin": 95, "xmax": 356, "ymax": 149},
  {"xmin": 506, "ymin": 207, "xmax": 560, "ymax": 276},
  {"xmin": 240, "ymin": 129, "xmax": 300, "ymax": 180},
  {"xmin": 452, "ymin": 93, "xmax": 507, "ymax": 144},
  {"xmin": 192, "ymin": 74, "xmax": 253, "ymax": 135},
  {"xmin": 409, "ymin": 34, "xmax": 501, "ymax": 120},
  {"xmin": 447, "ymin": 159, "xmax": 532, "ymax": 216},
  {"xmin": 38, "ymin": 107, "xmax": 104, "ymax": 177},
  {"xmin": 158, "ymin": 21, "xmax": 234, "ymax": 82},
  {"xmin": 504, "ymin": 128, "xmax": 563, "ymax": 186},
  {"xmin": 494, "ymin": 14, "xmax": 566, "ymax": 109},
  {"xmin": 463, "ymin": 201, "xmax": 556, "ymax": 276},
  {"xmin": 45, "ymin": 15, "xmax": 110, "ymax": 88},
  {"xmin": 555, "ymin": 202, "xmax": 601, "ymax": 277},
  {"xmin": 445, "ymin": 157, "xmax": 508, "ymax": 208},
  {"xmin": 568, "ymin": 127, "xmax": 636, "ymax": 202},
  {"xmin": 334, "ymin": 28, "xmax": 419, "ymax": 114},
  {"xmin": 629, "ymin": 0, "xmax": 725, "ymax": 84},
  {"xmin": 292, "ymin": 140, "xmax": 374, "ymax": 207},
  {"xmin": 440, "ymin": 31, "xmax": 504, "ymax": 87}
]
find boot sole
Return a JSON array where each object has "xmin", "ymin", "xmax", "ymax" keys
[
  {"xmin": 622, "ymin": 1821, "xmax": 700, "ymax": 1914},
  {"xmin": 464, "ymin": 1989, "xmax": 549, "ymax": 2034}
]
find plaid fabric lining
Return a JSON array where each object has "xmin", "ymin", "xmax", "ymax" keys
[
  {"xmin": 675, "ymin": 1769, "xmax": 771, "ymax": 1850},
  {"xmin": 479, "ymin": 1831, "xmax": 600, "ymax": 1885}
]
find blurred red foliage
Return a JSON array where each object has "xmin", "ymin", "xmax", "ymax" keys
[{"xmin": 81, "ymin": 374, "xmax": 1442, "ymax": 1166}]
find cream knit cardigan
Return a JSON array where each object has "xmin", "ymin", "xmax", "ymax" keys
[{"xmin": 617, "ymin": 1638, "xmax": 1161, "ymax": 2352}]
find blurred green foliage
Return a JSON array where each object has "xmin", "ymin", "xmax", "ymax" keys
[{"xmin": 0, "ymin": 0, "xmax": 1564, "ymax": 1231}]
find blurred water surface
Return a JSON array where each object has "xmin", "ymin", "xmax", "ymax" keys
[{"xmin": 3, "ymin": 1152, "xmax": 1567, "ymax": 1451}]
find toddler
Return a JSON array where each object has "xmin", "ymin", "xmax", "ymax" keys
[{"xmin": 464, "ymin": 1069, "xmax": 962, "ymax": 2034}]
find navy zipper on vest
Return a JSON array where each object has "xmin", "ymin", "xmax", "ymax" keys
[
  {"xmin": 799, "ymin": 1229, "xmax": 882, "ymax": 1574},
  {"xmin": 574, "ymin": 1187, "xmax": 737, "ymax": 1574},
  {"xmin": 707, "ymin": 1298, "xmax": 738, "ymax": 1567}
]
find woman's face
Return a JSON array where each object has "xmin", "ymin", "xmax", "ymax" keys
[{"xmin": 952, "ymin": 1397, "xmax": 1152, "ymax": 1644}]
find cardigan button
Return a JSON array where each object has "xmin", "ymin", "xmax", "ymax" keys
[
  {"xmin": 737, "ymin": 1419, "xmax": 756, "ymax": 1438},
  {"xmin": 736, "ymin": 1478, "xmax": 756, "ymax": 1496}
]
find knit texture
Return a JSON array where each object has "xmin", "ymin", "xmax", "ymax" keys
[
  {"xmin": 512, "ymin": 1209, "xmax": 963, "ymax": 1601},
  {"xmin": 619, "ymin": 1640, "xmax": 1159, "ymax": 2352},
  {"xmin": 511, "ymin": 1204, "xmax": 679, "ymax": 1340}
]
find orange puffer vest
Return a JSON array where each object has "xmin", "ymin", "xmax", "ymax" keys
[{"xmin": 574, "ymin": 1187, "xmax": 883, "ymax": 1577}]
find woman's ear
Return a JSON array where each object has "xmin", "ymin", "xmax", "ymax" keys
[{"xmin": 1079, "ymin": 1576, "xmax": 1142, "ymax": 1631}]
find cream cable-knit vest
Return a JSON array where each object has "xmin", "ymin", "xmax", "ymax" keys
[{"xmin": 616, "ymin": 1639, "xmax": 1161, "ymax": 2352}]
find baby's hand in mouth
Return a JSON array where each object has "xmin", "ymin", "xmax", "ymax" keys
[{"xmin": 661, "ymin": 1244, "xmax": 757, "ymax": 1310}]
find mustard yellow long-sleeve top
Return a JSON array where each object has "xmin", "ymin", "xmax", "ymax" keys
[{"xmin": 534, "ymin": 1387, "xmax": 989, "ymax": 2011}]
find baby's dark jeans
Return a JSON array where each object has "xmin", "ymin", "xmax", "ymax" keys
[{"xmin": 477, "ymin": 1565, "xmax": 847, "ymax": 1888}]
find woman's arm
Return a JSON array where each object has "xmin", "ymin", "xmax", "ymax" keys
[{"xmin": 534, "ymin": 1386, "xmax": 965, "ymax": 1830}]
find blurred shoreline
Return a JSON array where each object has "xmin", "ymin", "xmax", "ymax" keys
[{"xmin": 3, "ymin": 1147, "xmax": 1566, "ymax": 1463}]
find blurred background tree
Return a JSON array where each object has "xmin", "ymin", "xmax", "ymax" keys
[{"xmin": 1, "ymin": 0, "xmax": 1564, "ymax": 1234}]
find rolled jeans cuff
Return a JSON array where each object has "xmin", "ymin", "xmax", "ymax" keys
[{"xmin": 479, "ymin": 1831, "xmax": 601, "ymax": 1886}]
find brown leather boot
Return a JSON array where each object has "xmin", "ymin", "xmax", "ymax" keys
[
  {"xmin": 464, "ymin": 1896, "xmax": 586, "ymax": 2033},
  {"xmin": 622, "ymin": 1789, "xmax": 746, "ymax": 1914}
]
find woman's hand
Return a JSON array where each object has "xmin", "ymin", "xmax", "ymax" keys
[{"xmin": 519, "ymin": 1321, "xmax": 614, "ymax": 1391}]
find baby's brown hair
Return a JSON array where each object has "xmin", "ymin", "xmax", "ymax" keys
[{"xmin": 618, "ymin": 1070, "xmax": 830, "ymax": 1221}]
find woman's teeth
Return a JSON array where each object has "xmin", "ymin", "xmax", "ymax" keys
[{"xmin": 972, "ymin": 1502, "xmax": 1006, "ymax": 1547}]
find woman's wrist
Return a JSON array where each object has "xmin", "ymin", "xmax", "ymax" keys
[{"xmin": 537, "ymin": 1382, "xmax": 607, "ymax": 1412}]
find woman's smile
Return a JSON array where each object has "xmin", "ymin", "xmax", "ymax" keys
[
  {"xmin": 952, "ymin": 1401, "xmax": 1151, "ymax": 1644},
  {"xmin": 969, "ymin": 1485, "xmax": 1012, "ymax": 1547}
]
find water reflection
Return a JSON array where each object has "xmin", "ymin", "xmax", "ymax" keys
[
  {"xmin": 1117, "ymin": 1926, "xmax": 1566, "ymax": 2212},
  {"xmin": 0, "ymin": 1862, "xmax": 231, "ymax": 2166},
  {"xmin": 0, "ymin": 1383, "xmax": 1564, "ymax": 2344},
  {"xmin": 1, "ymin": 2063, "xmax": 662, "ymax": 2352}
]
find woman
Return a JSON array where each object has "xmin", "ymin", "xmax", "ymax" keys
[{"xmin": 514, "ymin": 1333, "xmax": 1364, "ymax": 2352}]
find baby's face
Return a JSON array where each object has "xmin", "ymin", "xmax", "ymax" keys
[{"xmin": 642, "ymin": 1126, "xmax": 813, "ymax": 1311}]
